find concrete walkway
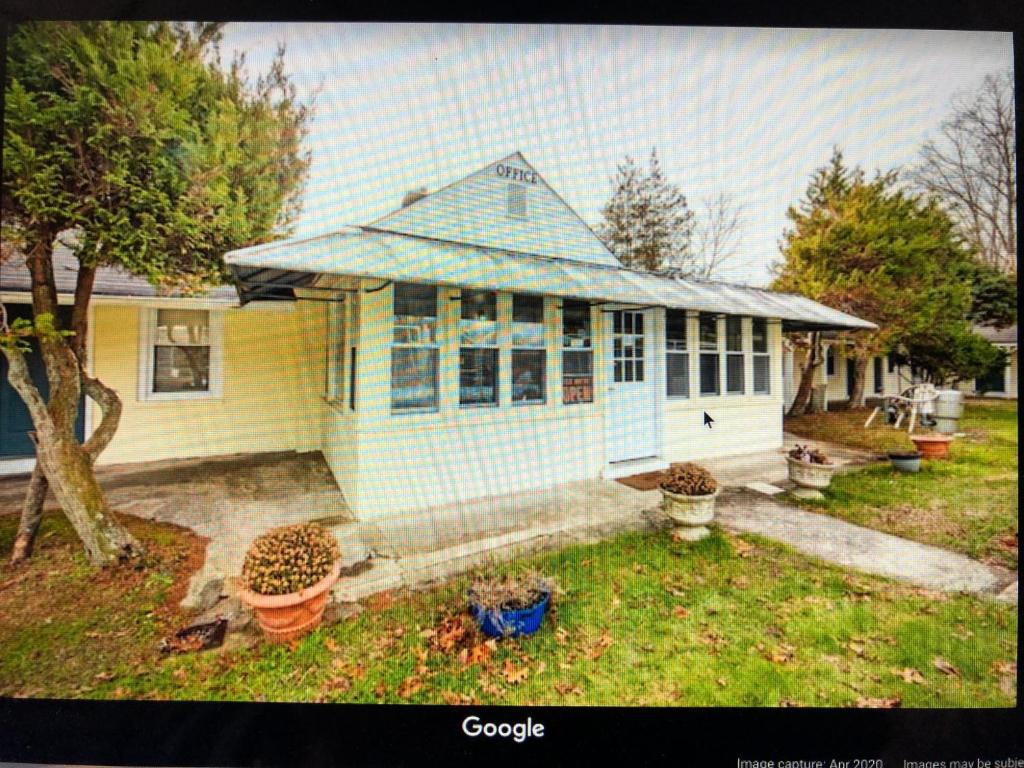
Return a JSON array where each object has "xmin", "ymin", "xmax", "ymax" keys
[{"xmin": 715, "ymin": 487, "xmax": 1017, "ymax": 602}]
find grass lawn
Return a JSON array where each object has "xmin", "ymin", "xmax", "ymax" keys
[
  {"xmin": 785, "ymin": 400, "xmax": 1018, "ymax": 570},
  {"xmin": 1, "ymin": 510, "xmax": 1016, "ymax": 707}
]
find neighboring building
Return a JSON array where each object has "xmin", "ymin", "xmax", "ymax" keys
[
  {"xmin": 784, "ymin": 326, "xmax": 1018, "ymax": 410},
  {"xmin": 2, "ymin": 152, "xmax": 873, "ymax": 520},
  {"xmin": 958, "ymin": 325, "xmax": 1017, "ymax": 399},
  {"xmin": 784, "ymin": 337, "xmax": 914, "ymax": 411}
]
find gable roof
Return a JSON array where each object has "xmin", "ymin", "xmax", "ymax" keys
[
  {"xmin": 369, "ymin": 152, "xmax": 622, "ymax": 267},
  {"xmin": 0, "ymin": 239, "xmax": 238, "ymax": 305}
]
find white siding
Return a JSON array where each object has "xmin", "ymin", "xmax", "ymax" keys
[{"xmin": 370, "ymin": 152, "xmax": 620, "ymax": 267}]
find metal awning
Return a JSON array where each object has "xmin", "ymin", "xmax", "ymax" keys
[{"xmin": 225, "ymin": 228, "xmax": 876, "ymax": 332}]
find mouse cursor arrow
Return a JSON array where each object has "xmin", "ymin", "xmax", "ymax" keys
[{"xmin": 703, "ymin": 412, "xmax": 714, "ymax": 429}]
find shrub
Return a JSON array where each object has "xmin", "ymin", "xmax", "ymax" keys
[
  {"xmin": 467, "ymin": 569, "xmax": 555, "ymax": 613},
  {"xmin": 660, "ymin": 463, "xmax": 718, "ymax": 496},
  {"xmin": 241, "ymin": 523, "xmax": 340, "ymax": 596},
  {"xmin": 788, "ymin": 444, "xmax": 831, "ymax": 465}
]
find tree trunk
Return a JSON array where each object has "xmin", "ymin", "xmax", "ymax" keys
[
  {"xmin": 2, "ymin": 307, "xmax": 141, "ymax": 567},
  {"xmin": 788, "ymin": 333, "xmax": 822, "ymax": 416},
  {"xmin": 848, "ymin": 356, "xmax": 869, "ymax": 409},
  {"xmin": 9, "ymin": 461, "xmax": 49, "ymax": 566}
]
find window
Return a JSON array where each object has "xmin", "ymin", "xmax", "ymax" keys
[
  {"xmin": 873, "ymin": 356, "xmax": 884, "ymax": 394},
  {"xmin": 826, "ymin": 346, "xmax": 835, "ymax": 376},
  {"xmin": 512, "ymin": 294, "xmax": 545, "ymax": 404},
  {"xmin": 507, "ymin": 183, "xmax": 527, "ymax": 218},
  {"xmin": 391, "ymin": 283, "xmax": 439, "ymax": 411},
  {"xmin": 666, "ymin": 309, "xmax": 689, "ymax": 398},
  {"xmin": 325, "ymin": 302, "xmax": 345, "ymax": 401},
  {"xmin": 887, "ymin": 352, "xmax": 896, "ymax": 373},
  {"xmin": 460, "ymin": 290, "xmax": 498, "ymax": 406},
  {"xmin": 752, "ymin": 318, "xmax": 770, "ymax": 395},
  {"xmin": 562, "ymin": 299, "xmax": 593, "ymax": 404},
  {"xmin": 612, "ymin": 311, "xmax": 645, "ymax": 383},
  {"xmin": 698, "ymin": 313, "xmax": 719, "ymax": 396},
  {"xmin": 140, "ymin": 308, "xmax": 222, "ymax": 400},
  {"xmin": 725, "ymin": 316, "xmax": 744, "ymax": 394}
]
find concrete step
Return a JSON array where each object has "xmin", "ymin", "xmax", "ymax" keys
[{"xmin": 332, "ymin": 557, "xmax": 405, "ymax": 602}]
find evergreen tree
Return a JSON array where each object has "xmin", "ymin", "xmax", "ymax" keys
[
  {"xmin": 773, "ymin": 148, "xmax": 1000, "ymax": 412},
  {"xmin": 599, "ymin": 149, "xmax": 695, "ymax": 273},
  {"xmin": 1, "ymin": 22, "xmax": 312, "ymax": 566}
]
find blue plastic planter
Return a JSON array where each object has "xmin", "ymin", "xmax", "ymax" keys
[{"xmin": 470, "ymin": 592, "xmax": 550, "ymax": 638}]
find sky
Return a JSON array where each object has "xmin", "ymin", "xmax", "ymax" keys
[{"xmin": 220, "ymin": 24, "xmax": 1013, "ymax": 286}]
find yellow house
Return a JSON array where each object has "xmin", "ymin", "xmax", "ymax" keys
[{"xmin": 1, "ymin": 153, "xmax": 874, "ymax": 521}]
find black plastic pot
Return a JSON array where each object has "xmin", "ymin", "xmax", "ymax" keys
[{"xmin": 888, "ymin": 451, "xmax": 922, "ymax": 473}]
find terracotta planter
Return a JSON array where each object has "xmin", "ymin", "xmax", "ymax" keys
[
  {"xmin": 661, "ymin": 488, "xmax": 719, "ymax": 541},
  {"xmin": 238, "ymin": 561, "xmax": 341, "ymax": 644},
  {"xmin": 786, "ymin": 456, "xmax": 836, "ymax": 490},
  {"xmin": 910, "ymin": 433, "xmax": 953, "ymax": 459}
]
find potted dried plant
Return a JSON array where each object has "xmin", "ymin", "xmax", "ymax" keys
[
  {"xmin": 786, "ymin": 444, "xmax": 836, "ymax": 499},
  {"xmin": 238, "ymin": 523, "xmax": 342, "ymax": 644},
  {"xmin": 467, "ymin": 570, "xmax": 555, "ymax": 639},
  {"xmin": 659, "ymin": 463, "xmax": 720, "ymax": 541}
]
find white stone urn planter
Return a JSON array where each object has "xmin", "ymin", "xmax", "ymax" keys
[
  {"xmin": 786, "ymin": 456, "xmax": 836, "ymax": 500},
  {"xmin": 661, "ymin": 488, "xmax": 719, "ymax": 541}
]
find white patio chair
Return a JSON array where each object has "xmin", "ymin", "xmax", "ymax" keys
[{"xmin": 864, "ymin": 383, "xmax": 938, "ymax": 433}]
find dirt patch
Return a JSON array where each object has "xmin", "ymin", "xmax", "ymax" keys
[
  {"xmin": 616, "ymin": 470, "xmax": 667, "ymax": 492},
  {"xmin": 876, "ymin": 503, "xmax": 966, "ymax": 540}
]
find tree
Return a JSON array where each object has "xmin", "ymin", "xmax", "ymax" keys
[
  {"xmin": 910, "ymin": 70, "xmax": 1016, "ymax": 275},
  {"xmin": 1, "ymin": 22, "xmax": 311, "ymax": 566},
  {"xmin": 599, "ymin": 149, "xmax": 695, "ymax": 273},
  {"xmin": 774, "ymin": 148, "xmax": 989, "ymax": 412},
  {"xmin": 966, "ymin": 259, "xmax": 1017, "ymax": 328},
  {"xmin": 691, "ymin": 192, "xmax": 746, "ymax": 279}
]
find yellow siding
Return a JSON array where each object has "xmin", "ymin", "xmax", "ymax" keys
[{"xmin": 90, "ymin": 303, "xmax": 329, "ymax": 466}]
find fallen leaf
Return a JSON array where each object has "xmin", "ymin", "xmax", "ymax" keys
[
  {"xmin": 324, "ymin": 637, "xmax": 338, "ymax": 652},
  {"xmin": 536, "ymin": 661, "xmax": 547, "ymax": 675},
  {"xmin": 894, "ymin": 667, "xmax": 927, "ymax": 685},
  {"xmin": 855, "ymin": 696, "xmax": 901, "ymax": 709},
  {"xmin": 502, "ymin": 659, "xmax": 529, "ymax": 685},
  {"xmin": 554, "ymin": 627, "xmax": 569, "ymax": 646},
  {"xmin": 633, "ymin": 563, "xmax": 646, "ymax": 574},
  {"xmin": 672, "ymin": 606, "xmax": 689, "ymax": 619},
  {"xmin": 478, "ymin": 675, "xmax": 503, "ymax": 697},
  {"xmin": 779, "ymin": 698, "xmax": 805, "ymax": 707},
  {"xmin": 323, "ymin": 675, "xmax": 352, "ymax": 693},
  {"xmin": 933, "ymin": 657, "xmax": 960, "ymax": 677},
  {"xmin": 716, "ymin": 677, "xmax": 728, "ymax": 687},
  {"xmin": 441, "ymin": 690, "xmax": 475, "ymax": 705},
  {"xmin": 171, "ymin": 668, "xmax": 186, "ymax": 682},
  {"xmin": 366, "ymin": 591, "xmax": 394, "ymax": 611},
  {"xmin": 732, "ymin": 538, "xmax": 755, "ymax": 558},
  {"xmin": 848, "ymin": 641, "xmax": 866, "ymax": 658},
  {"xmin": 396, "ymin": 675, "xmax": 423, "ymax": 698},
  {"xmin": 554, "ymin": 682, "xmax": 583, "ymax": 696}
]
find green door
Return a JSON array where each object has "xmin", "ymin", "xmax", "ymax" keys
[{"xmin": 0, "ymin": 304, "xmax": 86, "ymax": 458}]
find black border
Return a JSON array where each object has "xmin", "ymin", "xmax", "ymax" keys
[{"xmin": 0, "ymin": 0, "xmax": 1021, "ymax": 764}]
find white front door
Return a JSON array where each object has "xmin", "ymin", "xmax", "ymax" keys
[{"xmin": 606, "ymin": 309, "xmax": 659, "ymax": 463}]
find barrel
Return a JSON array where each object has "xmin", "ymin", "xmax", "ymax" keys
[{"xmin": 935, "ymin": 389, "xmax": 964, "ymax": 419}]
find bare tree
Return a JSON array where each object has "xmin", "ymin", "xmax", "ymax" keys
[
  {"xmin": 691, "ymin": 192, "xmax": 746, "ymax": 279},
  {"xmin": 910, "ymin": 70, "xmax": 1016, "ymax": 274}
]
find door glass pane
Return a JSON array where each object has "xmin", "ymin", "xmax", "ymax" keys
[
  {"xmin": 700, "ymin": 353, "xmax": 720, "ymax": 395},
  {"xmin": 727, "ymin": 354, "xmax": 744, "ymax": 393},
  {"xmin": 667, "ymin": 353, "xmax": 689, "ymax": 397},
  {"xmin": 635, "ymin": 360, "xmax": 644, "ymax": 381},
  {"xmin": 699, "ymin": 314, "xmax": 718, "ymax": 350}
]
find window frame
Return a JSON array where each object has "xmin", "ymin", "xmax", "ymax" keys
[
  {"xmin": 325, "ymin": 300, "xmax": 346, "ymax": 403},
  {"xmin": 698, "ymin": 313, "xmax": 720, "ymax": 397},
  {"xmin": 561, "ymin": 299, "xmax": 593, "ymax": 405},
  {"xmin": 725, "ymin": 316, "xmax": 745, "ymax": 395},
  {"xmin": 511, "ymin": 294, "xmax": 546, "ymax": 406},
  {"xmin": 391, "ymin": 282, "xmax": 441, "ymax": 414},
  {"xmin": 752, "ymin": 317, "xmax": 771, "ymax": 395},
  {"xmin": 459, "ymin": 289, "xmax": 500, "ymax": 408},
  {"xmin": 138, "ymin": 307, "xmax": 224, "ymax": 402},
  {"xmin": 665, "ymin": 308, "xmax": 689, "ymax": 399}
]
